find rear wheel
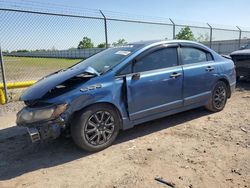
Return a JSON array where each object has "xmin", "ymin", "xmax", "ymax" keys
[
  {"xmin": 71, "ymin": 104, "xmax": 120, "ymax": 152},
  {"xmin": 205, "ymin": 81, "xmax": 228, "ymax": 112}
]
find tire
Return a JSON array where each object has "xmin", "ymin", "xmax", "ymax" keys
[
  {"xmin": 205, "ymin": 81, "xmax": 228, "ymax": 112},
  {"xmin": 71, "ymin": 104, "xmax": 120, "ymax": 152}
]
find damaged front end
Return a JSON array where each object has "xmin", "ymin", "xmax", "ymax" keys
[
  {"xmin": 17, "ymin": 66, "xmax": 99, "ymax": 143},
  {"xmin": 16, "ymin": 103, "xmax": 68, "ymax": 142}
]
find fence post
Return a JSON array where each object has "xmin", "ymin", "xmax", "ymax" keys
[
  {"xmin": 169, "ymin": 18, "xmax": 175, "ymax": 39},
  {"xmin": 236, "ymin": 26, "xmax": 242, "ymax": 49},
  {"xmin": 99, "ymin": 10, "xmax": 108, "ymax": 48},
  {"xmin": 0, "ymin": 46, "xmax": 8, "ymax": 104},
  {"xmin": 207, "ymin": 23, "xmax": 213, "ymax": 48}
]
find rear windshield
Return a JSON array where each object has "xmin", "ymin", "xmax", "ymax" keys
[{"xmin": 73, "ymin": 44, "xmax": 144, "ymax": 74}]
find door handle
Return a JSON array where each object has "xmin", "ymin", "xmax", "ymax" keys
[
  {"xmin": 206, "ymin": 66, "xmax": 215, "ymax": 72},
  {"xmin": 131, "ymin": 73, "xmax": 140, "ymax": 80},
  {"xmin": 170, "ymin": 72, "xmax": 182, "ymax": 78}
]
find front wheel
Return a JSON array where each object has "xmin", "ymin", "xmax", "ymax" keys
[
  {"xmin": 71, "ymin": 104, "xmax": 120, "ymax": 152},
  {"xmin": 205, "ymin": 81, "xmax": 228, "ymax": 112}
]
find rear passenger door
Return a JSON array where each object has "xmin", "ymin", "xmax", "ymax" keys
[{"xmin": 181, "ymin": 46, "xmax": 217, "ymax": 106}]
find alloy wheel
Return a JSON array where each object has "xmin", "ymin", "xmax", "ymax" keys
[
  {"xmin": 213, "ymin": 85, "xmax": 226, "ymax": 109},
  {"xmin": 85, "ymin": 111, "xmax": 115, "ymax": 146}
]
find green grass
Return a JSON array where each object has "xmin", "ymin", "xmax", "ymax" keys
[
  {"xmin": 0, "ymin": 56, "xmax": 84, "ymax": 102},
  {"xmin": 3, "ymin": 56, "xmax": 82, "ymax": 82},
  {"xmin": 4, "ymin": 56, "xmax": 82, "ymax": 69}
]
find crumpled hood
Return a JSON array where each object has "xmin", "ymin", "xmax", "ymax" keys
[
  {"xmin": 230, "ymin": 49, "xmax": 250, "ymax": 56},
  {"xmin": 20, "ymin": 66, "xmax": 99, "ymax": 101}
]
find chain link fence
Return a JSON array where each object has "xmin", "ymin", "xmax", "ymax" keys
[{"xmin": 0, "ymin": 1, "xmax": 250, "ymax": 103}]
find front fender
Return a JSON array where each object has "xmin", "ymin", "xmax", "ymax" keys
[{"xmin": 64, "ymin": 79, "xmax": 129, "ymax": 127}]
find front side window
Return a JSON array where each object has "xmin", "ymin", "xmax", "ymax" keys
[
  {"xmin": 133, "ymin": 48, "xmax": 178, "ymax": 73},
  {"xmin": 118, "ymin": 64, "xmax": 132, "ymax": 75},
  {"xmin": 181, "ymin": 47, "xmax": 208, "ymax": 65}
]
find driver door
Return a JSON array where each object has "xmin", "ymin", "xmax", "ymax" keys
[{"xmin": 125, "ymin": 45, "xmax": 183, "ymax": 120}]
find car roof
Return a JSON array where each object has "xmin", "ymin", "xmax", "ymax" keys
[
  {"xmin": 126, "ymin": 39, "xmax": 223, "ymax": 62},
  {"xmin": 129, "ymin": 39, "xmax": 203, "ymax": 46},
  {"xmin": 110, "ymin": 40, "xmax": 223, "ymax": 74},
  {"xmin": 129, "ymin": 40, "xmax": 215, "ymax": 55}
]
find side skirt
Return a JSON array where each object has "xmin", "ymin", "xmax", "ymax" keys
[{"xmin": 122, "ymin": 101, "xmax": 207, "ymax": 130}]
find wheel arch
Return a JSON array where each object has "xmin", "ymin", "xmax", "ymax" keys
[
  {"xmin": 71, "ymin": 101, "xmax": 124, "ymax": 129},
  {"xmin": 217, "ymin": 77, "xmax": 231, "ymax": 98}
]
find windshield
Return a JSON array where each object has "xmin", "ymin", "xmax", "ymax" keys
[{"xmin": 72, "ymin": 44, "xmax": 144, "ymax": 74}]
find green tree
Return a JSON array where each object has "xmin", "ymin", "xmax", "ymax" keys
[
  {"xmin": 97, "ymin": 43, "xmax": 106, "ymax": 48},
  {"xmin": 112, "ymin": 39, "xmax": 127, "ymax": 47},
  {"xmin": 16, "ymin": 49, "xmax": 29, "ymax": 53},
  {"xmin": 51, "ymin": 46, "xmax": 57, "ymax": 51},
  {"xmin": 78, "ymin": 37, "xmax": 94, "ymax": 49},
  {"xmin": 175, "ymin": 26, "xmax": 194, "ymax": 40},
  {"xmin": 196, "ymin": 33, "xmax": 209, "ymax": 42},
  {"xmin": 2, "ymin": 50, "xmax": 9, "ymax": 54}
]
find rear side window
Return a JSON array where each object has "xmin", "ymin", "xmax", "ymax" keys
[
  {"xmin": 181, "ymin": 47, "xmax": 212, "ymax": 64},
  {"xmin": 133, "ymin": 48, "xmax": 178, "ymax": 73}
]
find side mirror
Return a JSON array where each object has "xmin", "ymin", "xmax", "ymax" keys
[{"xmin": 131, "ymin": 73, "xmax": 140, "ymax": 80}]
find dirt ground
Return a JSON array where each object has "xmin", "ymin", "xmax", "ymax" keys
[{"xmin": 0, "ymin": 81, "xmax": 249, "ymax": 188}]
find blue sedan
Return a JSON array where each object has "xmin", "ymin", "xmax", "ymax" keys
[{"xmin": 16, "ymin": 40, "xmax": 236, "ymax": 151}]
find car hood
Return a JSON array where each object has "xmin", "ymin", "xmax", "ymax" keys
[
  {"xmin": 20, "ymin": 66, "xmax": 99, "ymax": 102},
  {"xmin": 230, "ymin": 49, "xmax": 250, "ymax": 56}
]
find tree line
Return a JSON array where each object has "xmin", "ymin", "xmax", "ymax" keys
[
  {"xmin": 77, "ymin": 37, "xmax": 128, "ymax": 49},
  {"xmin": 6, "ymin": 26, "xmax": 208, "ymax": 53},
  {"xmin": 77, "ymin": 27, "xmax": 209, "ymax": 49}
]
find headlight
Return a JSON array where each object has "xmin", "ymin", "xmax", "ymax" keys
[
  {"xmin": 33, "ymin": 108, "xmax": 54, "ymax": 121},
  {"xmin": 17, "ymin": 104, "xmax": 68, "ymax": 124}
]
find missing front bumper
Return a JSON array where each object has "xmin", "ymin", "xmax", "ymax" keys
[
  {"xmin": 27, "ymin": 127, "xmax": 41, "ymax": 142},
  {"xmin": 24, "ymin": 118, "xmax": 65, "ymax": 143}
]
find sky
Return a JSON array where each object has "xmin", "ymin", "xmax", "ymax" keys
[
  {"xmin": 30, "ymin": 0, "xmax": 250, "ymax": 28},
  {"xmin": 0, "ymin": 0, "xmax": 250, "ymax": 51}
]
